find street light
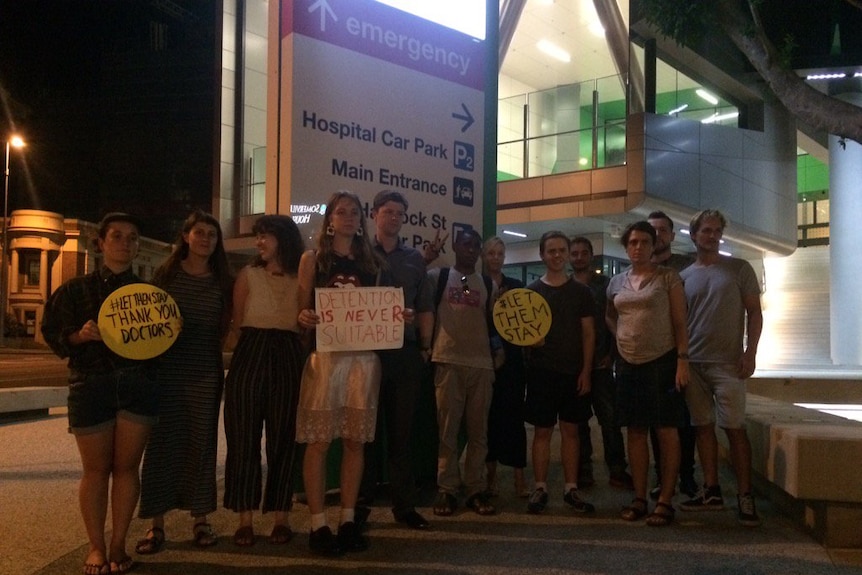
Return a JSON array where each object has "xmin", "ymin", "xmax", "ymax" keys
[{"xmin": 1, "ymin": 135, "xmax": 26, "ymax": 346}]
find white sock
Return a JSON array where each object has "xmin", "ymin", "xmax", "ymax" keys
[
  {"xmin": 565, "ymin": 482, "xmax": 577, "ymax": 492},
  {"xmin": 310, "ymin": 513, "xmax": 327, "ymax": 531},
  {"xmin": 534, "ymin": 482, "xmax": 547, "ymax": 491},
  {"xmin": 340, "ymin": 508, "xmax": 355, "ymax": 525}
]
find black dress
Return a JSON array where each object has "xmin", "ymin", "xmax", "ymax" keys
[{"xmin": 486, "ymin": 275, "xmax": 527, "ymax": 469}]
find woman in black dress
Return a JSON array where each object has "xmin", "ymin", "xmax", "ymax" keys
[{"xmin": 136, "ymin": 210, "xmax": 233, "ymax": 553}]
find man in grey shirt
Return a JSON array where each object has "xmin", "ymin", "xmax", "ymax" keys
[{"xmin": 678, "ymin": 209, "xmax": 763, "ymax": 527}]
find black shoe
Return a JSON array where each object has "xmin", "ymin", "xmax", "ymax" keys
[
  {"xmin": 563, "ymin": 488, "xmax": 596, "ymax": 513},
  {"xmin": 355, "ymin": 505, "xmax": 372, "ymax": 529},
  {"xmin": 680, "ymin": 484, "xmax": 724, "ymax": 512},
  {"xmin": 336, "ymin": 521, "xmax": 369, "ymax": 552},
  {"xmin": 396, "ymin": 510, "xmax": 430, "ymax": 530},
  {"xmin": 578, "ymin": 470, "xmax": 595, "ymax": 488},
  {"xmin": 308, "ymin": 526, "xmax": 344, "ymax": 557}
]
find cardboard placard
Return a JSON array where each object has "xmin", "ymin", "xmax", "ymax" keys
[
  {"xmin": 315, "ymin": 286, "xmax": 405, "ymax": 351},
  {"xmin": 492, "ymin": 288, "xmax": 552, "ymax": 346},
  {"xmin": 98, "ymin": 283, "xmax": 183, "ymax": 360}
]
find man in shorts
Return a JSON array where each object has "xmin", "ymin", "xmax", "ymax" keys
[
  {"xmin": 679, "ymin": 209, "xmax": 763, "ymax": 527},
  {"xmin": 525, "ymin": 231, "xmax": 596, "ymax": 514}
]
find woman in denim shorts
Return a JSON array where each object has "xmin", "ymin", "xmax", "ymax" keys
[{"xmin": 42, "ymin": 213, "xmax": 157, "ymax": 575}]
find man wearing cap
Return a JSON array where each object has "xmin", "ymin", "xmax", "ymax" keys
[
  {"xmin": 42, "ymin": 212, "xmax": 156, "ymax": 575},
  {"xmin": 359, "ymin": 190, "xmax": 435, "ymax": 530}
]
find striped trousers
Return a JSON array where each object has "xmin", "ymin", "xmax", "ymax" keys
[{"xmin": 223, "ymin": 328, "xmax": 305, "ymax": 513}]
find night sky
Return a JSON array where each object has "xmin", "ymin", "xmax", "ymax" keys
[{"xmin": 0, "ymin": 0, "xmax": 218, "ymax": 242}]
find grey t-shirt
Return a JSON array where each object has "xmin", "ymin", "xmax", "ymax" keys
[
  {"xmin": 428, "ymin": 268, "xmax": 493, "ymax": 370},
  {"xmin": 680, "ymin": 257, "xmax": 761, "ymax": 363},
  {"xmin": 607, "ymin": 266, "xmax": 681, "ymax": 364}
]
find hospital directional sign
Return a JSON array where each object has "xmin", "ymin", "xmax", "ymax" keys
[{"xmin": 276, "ymin": 0, "xmax": 490, "ymax": 257}]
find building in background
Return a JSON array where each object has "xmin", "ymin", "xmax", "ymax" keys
[{"xmin": 1, "ymin": 209, "xmax": 168, "ymax": 345}]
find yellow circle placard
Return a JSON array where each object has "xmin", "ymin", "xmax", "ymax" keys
[
  {"xmin": 492, "ymin": 288, "xmax": 552, "ymax": 346},
  {"xmin": 98, "ymin": 283, "xmax": 183, "ymax": 360}
]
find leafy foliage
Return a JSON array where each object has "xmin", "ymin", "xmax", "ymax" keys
[{"xmin": 638, "ymin": 0, "xmax": 716, "ymax": 46}]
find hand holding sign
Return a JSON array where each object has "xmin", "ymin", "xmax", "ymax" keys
[
  {"xmin": 492, "ymin": 288, "xmax": 551, "ymax": 346},
  {"xmin": 315, "ymin": 286, "xmax": 405, "ymax": 352},
  {"xmin": 97, "ymin": 283, "xmax": 183, "ymax": 360}
]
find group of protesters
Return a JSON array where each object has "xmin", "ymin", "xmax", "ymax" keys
[{"xmin": 41, "ymin": 192, "xmax": 763, "ymax": 574}]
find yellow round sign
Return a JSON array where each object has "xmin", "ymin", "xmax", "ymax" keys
[
  {"xmin": 492, "ymin": 288, "xmax": 552, "ymax": 346},
  {"xmin": 97, "ymin": 283, "xmax": 183, "ymax": 360}
]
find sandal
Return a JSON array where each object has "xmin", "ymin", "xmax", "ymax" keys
[
  {"xmin": 83, "ymin": 551, "xmax": 109, "ymax": 575},
  {"xmin": 620, "ymin": 497, "xmax": 648, "ymax": 521},
  {"xmin": 465, "ymin": 492, "xmax": 496, "ymax": 516},
  {"xmin": 233, "ymin": 525, "xmax": 255, "ymax": 547},
  {"xmin": 83, "ymin": 561, "xmax": 108, "ymax": 575},
  {"xmin": 134, "ymin": 527, "xmax": 165, "ymax": 555},
  {"xmin": 193, "ymin": 522, "xmax": 217, "ymax": 548},
  {"xmin": 109, "ymin": 555, "xmax": 135, "ymax": 574},
  {"xmin": 432, "ymin": 492, "xmax": 457, "ymax": 516},
  {"xmin": 646, "ymin": 501, "xmax": 676, "ymax": 527},
  {"xmin": 268, "ymin": 524, "xmax": 294, "ymax": 545}
]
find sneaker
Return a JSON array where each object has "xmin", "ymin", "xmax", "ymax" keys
[
  {"xmin": 609, "ymin": 470, "xmax": 634, "ymax": 490},
  {"xmin": 527, "ymin": 488, "xmax": 549, "ymax": 514},
  {"xmin": 680, "ymin": 485, "xmax": 724, "ymax": 511},
  {"xmin": 563, "ymin": 488, "xmax": 596, "ymax": 513},
  {"xmin": 737, "ymin": 493, "xmax": 762, "ymax": 527},
  {"xmin": 308, "ymin": 526, "xmax": 344, "ymax": 557},
  {"xmin": 679, "ymin": 475, "xmax": 699, "ymax": 499}
]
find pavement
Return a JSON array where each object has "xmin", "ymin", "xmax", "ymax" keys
[
  {"xmin": 3, "ymin": 403, "xmax": 862, "ymax": 575},
  {"xmin": 0, "ymin": 349, "xmax": 68, "ymax": 390}
]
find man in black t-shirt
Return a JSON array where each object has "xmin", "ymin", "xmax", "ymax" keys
[{"xmin": 524, "ymin": 231, "xmax": 596, "ymax": 515}]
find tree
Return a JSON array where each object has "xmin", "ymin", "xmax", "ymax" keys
[{"xmin": 639, "ymin": 0, "xmax": 862, "ymax": 145}]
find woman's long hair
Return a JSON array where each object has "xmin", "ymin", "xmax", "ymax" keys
[
  {"xmin": 251, "ymin": 214, "xmax": 305, "ymax": 274},
  {"xmin": 315, "ymin": 190, "xmax": 383, "ymax": 277},
  {"xmin": 153, "ymin": 210, "xmax": 234, "ymax": 335}
]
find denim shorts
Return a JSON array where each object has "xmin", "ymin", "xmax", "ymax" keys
[
  {"xmin": 615, "ymin": 349, "xmax": 685, "ymax": 428},
  {"xmin": 67, "ymin": 366, "xmax": 159, "ymax": 434}
]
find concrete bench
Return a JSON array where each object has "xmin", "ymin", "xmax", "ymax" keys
[
  {"xmin": 0, "ymin": 387, "xmax": 67, "ymax": 421},
  {"xmin": 740, "ymin": 391, "xmax": 862, "ymax": 548}
]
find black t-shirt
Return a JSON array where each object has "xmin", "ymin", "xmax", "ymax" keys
[{"xmin": 526, "ymin": 277, "xmax": 594, "ymax": 375}]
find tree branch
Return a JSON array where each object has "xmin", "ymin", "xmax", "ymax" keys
[{"xmin": 716, "ymin": 0, "xmax": 862, "ymax": 145}]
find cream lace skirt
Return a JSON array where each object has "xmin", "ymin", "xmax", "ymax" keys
[{"xmin": 296, "ymin": 350, "xmax": 381, "ymax": 443}]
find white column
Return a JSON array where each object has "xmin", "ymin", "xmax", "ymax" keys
[{"xmin": 829, "ymin": 92, "xmax": 862, "ymax": 365}]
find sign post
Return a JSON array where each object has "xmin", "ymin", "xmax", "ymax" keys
[{"xmin": 273, "ymin": 0, "xmax": 492, "ymax": 259}]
